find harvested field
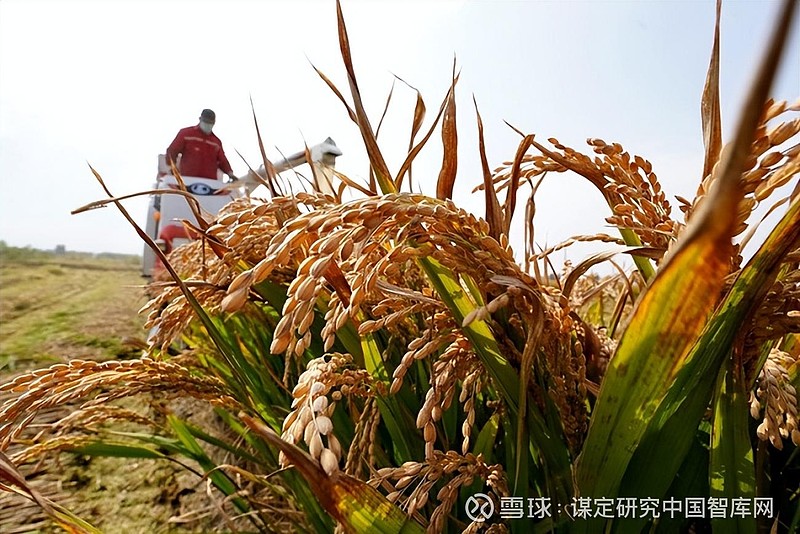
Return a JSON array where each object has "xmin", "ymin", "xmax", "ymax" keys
[{"xmin": 0, "ymin": 246, "xmax": 223, "ymax": 533}]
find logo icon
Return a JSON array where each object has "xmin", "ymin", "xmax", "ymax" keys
[
  {"xmin": 465, "ymin": 493, "xmax": 495, "ymax": 522},
  {"xmin": 187, "ymin": 182, "xmax": 214, "ymax": 196}
]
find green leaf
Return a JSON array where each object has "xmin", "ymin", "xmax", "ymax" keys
[
  {"xmin": 472, "ymin": 413, "xmax": 500, "ymax": 461},
  {"xmin": 419, "ymin": 256, "xmax": 572, "ymax": 504},
  {"xmin": 576, "ymin": 0, "xmax": 797, "ymax": 513},
  {"xmin": 710, "ymin": 362, "xmax": 756, "ymax": 533},
  {"xmin": 652, "ymin": 427, "xmax": 711, "ymax": 534},
  {"xmin": 182, "ymin": 418, "xmax": 264, "ymax": 465},
  {"xmin": 576, "ymin": 205, "xmax": 735, "ymax": 503},
  {"xmin": 71, "ymin": 442, "xmax": 167, "ymax": 459},
  {"xmin": 168, "ymin": 415, "xmax": 251, "ymax": 517},
  {"xmin": 361, "ymin": 329, "xmax": 421, "ymax": 463},
  {"xmin": 615, "ymin": 190, "xmax": 800, "ymax": 523}
]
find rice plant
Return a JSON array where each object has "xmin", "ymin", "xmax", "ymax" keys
[{"xmin": 1, "ymin": 0, "xmax": 798, "ymax": 533}]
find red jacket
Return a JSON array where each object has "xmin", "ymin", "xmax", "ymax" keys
[{"xmin": 166, "ymin": 125, "xmax": 233, "ymax": 180}]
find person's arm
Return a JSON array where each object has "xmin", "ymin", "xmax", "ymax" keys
[
  {"xmin": 166, "ymin": 130, "xmax": 185, "ymax": 168},
  {"xmin": 216, "ymin": 142, "xmax": 235, "ymax": 178}
]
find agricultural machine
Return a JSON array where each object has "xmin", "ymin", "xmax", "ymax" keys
[{"xmin": 142, "ymin": 138, "xmax": 342, "ymax": 277}]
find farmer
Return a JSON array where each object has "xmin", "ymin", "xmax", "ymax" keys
[{"xmin": 166, "ymin": 109, "xmax": 237, "ymax": 181}]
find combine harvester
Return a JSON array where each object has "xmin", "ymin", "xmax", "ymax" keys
[{"xmin": 142, "ymin": 138, "xmax": 342, "ymax": 277}]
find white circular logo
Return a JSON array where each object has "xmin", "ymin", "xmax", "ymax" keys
[
  {"xmin": 187, "ymin": 182, "xmax": 214, "ymax": 196},
  {"xmin": 465, "ymin": 492, "xmax": 494, "ymax": 522}
]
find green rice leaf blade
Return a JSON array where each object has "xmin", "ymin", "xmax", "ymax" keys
[
  {"xmin": 709, "ymin": 363, "xmax": 756, "ymax": 534},
  {"xmin": 576, "ymin": 0, "xmax": 797, "ymax": 509},
  {"xmin": 70, "ymin": 442, "xmax": 167, "ymax": 460},
  {"xmin": 576, "ymin": 217, "xmax": 733, "ymax": 503},
  {"xmin": 472, "ymin": 413, "xmax": 500, "ymax": 461},
  {"xmin": 615, "ymin": 191, "xmax": 800, "ymax": 518},
  {"xmin": 651, "ymin": 427, "xmax": 711, "ymax": 534},
  {"xmin": 419, "ymin": 255, "xmax": 572, "ymax": 503},
  {"xmin": 361, "ymin": 330, "xmax": 421, "ymax": 463},
  {"xmin": 168, "ymin": 415, "xmax": 250, "ymax": 516}
]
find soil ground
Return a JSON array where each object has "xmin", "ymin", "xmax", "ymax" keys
[{"xmin": 0, "ymin": 246, "xmax": 225, "ymax": 534}]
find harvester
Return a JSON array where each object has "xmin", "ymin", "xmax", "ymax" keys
[{"xmin": 142, "ymin": 138, "xmax": 342, "ymax": 276}]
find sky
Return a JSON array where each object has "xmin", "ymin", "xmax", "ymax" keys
[{"xmin": 0, "ymin": 0, "xmax": 798, "ymax": 268}]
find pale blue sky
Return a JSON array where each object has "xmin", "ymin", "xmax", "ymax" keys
[{"xmin": 0, "ymin": 0, "xmax": 797, "ymax": 266}]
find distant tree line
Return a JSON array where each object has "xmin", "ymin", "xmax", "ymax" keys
[{"xmin": 0, "ymin": 241, "xmax": 140, "ymax": 265}]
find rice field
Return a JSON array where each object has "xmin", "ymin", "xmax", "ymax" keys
[
  {"xmin": 1, "ymin": 1, "xmax": 799, "ymax": 533},
  {"xmin": 0, "ymin": 245, "xmax": 143, "ymax": 372}
]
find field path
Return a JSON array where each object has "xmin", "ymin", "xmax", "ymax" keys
[
  {"xmin": 0, "ymin": 250, "xmax": 203, "ymax": 533},
  {"xmin": 0, "ymin": 253, "xmax": 147, "ymax": 371}
]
